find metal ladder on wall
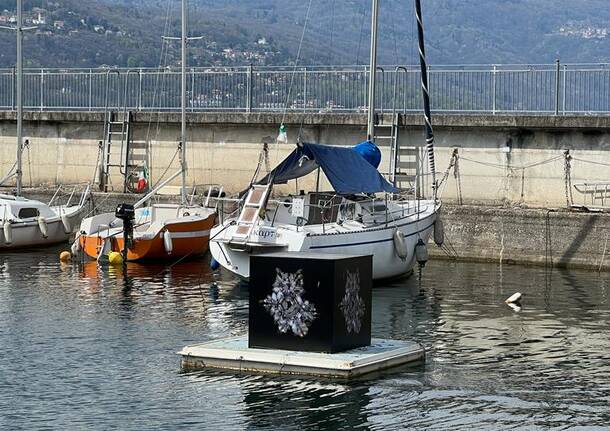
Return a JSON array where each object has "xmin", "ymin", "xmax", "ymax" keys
[
  {"xmin": 230, "ymin": 184, "xmax": 272, "ymax": 244},
  {"xmin": 101, "ymin": 110, "xmax": 131, "ymax": 192},
  {"xmin": 375, "ymin": 113, "xmax": 420, "ymax": 195},
  {"xmin": 99, "ymin": 70, "xmax": 149, "ymax": 193}
]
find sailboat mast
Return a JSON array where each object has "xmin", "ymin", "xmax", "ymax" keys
[
  {"xmin": 366, "ymin": 0, "xmax": 379, "ymax": 141},
  {"xmin": 15, "ymin": 0, "xmax": 23, "ymax": 196},
  {"xmin": 414, "ymin": 0, "xmax": 437, "ymax": 200},
  {"xmin": 180, "ymin": 0, "xmax": 188, "ymax": 204}
]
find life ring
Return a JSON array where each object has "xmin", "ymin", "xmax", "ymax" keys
[{"xmin": 393, "ymin": 229, "xmax": 408, "ymax": 259}]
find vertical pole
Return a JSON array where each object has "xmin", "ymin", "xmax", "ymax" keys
[
  {"xmin": 366, "ymin": 0, "xmax": 379, "ymax": 141},
  {"xmin": 247, "ymin": 64, "xmax": 252, "ymax": 112},
  {"xmin": 88, "ymin": 69, "xmax": 93, "ymax": 111},
  {"xmin": 562, "ymin": 64, "xmax": 567, "ymax": 114},
  {"xmin": 11, "ymin": 66, "xmax": 15, "ymax": 111},
  {"xmin": 555, "ymin": 59, "xmax": 560, "ymax": 115},
  {"xmin": 16, "ymin": 0, "xmax": 23, "ymax": 195},
  {"xmin": 303, "ymin": 67, "xmax": 307, "ymax": 112},
  {"xmin": 39, "ymin": 68, "xmax": 44, "ymax": 111},
  {"xmin": 190, "ymin": 67, "xmax": 195, "ymax": 112},
  {"xmin": 414, "ymin": 0, "xmax": 436, "ymax": 201},
  {"xmin": 180, "ymin": 0, "xmax": 187, "ymax": 204},
  {"xmin": 492, "ymin": 65, "xmax": 497, "ymax": 115},
  {"xmin": 138, "ymin": 68, "xmax": 143, "ymax": 111}
]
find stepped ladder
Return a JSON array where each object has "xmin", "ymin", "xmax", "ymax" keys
[
  {"xmin": 378, "ymin": 113, "xmax": 420, "ymax": 196},
  {"xmin": 101, "ymin": 110, "xmax": 132, "ymax": 192},
  {"xmin": 230, "ymin": 184, "xmax": 272, "ymax": 243}
]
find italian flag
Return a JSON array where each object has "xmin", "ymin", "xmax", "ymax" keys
[{"xmin": 136, "ymin": 164, "xmax": 149, "ymax": 193}]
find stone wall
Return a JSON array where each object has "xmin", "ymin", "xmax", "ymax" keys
[{"xmin": 1, "ymin": 111, "xmax": 610, "ymax": 208}]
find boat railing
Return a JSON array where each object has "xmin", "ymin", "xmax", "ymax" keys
[{"xmin": 573, "ymin": 181, "xmax": 610, "ymax": 209}]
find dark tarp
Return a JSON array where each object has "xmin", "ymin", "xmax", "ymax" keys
[{"xmin": 259, "ymin": 142, "xmax": 398, "ymax": 194}]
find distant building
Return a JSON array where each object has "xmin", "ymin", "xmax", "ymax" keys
[
  {"xmin": 53, "ymin": 20, "xmax": 65, "ymax": 29},
  {"xmin": 257, "ymin": 37, "xmax": 267, "ymax": 45},
  {"xmin": 32, "ymin": 12, "xmax": 46, "ymax": 25},
  {"xmin": 93, "ymin": 25, "xmax": 105, "ymax": 33}
]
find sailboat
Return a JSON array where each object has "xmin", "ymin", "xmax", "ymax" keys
[
  {"xmin": 74, "ymin": 0, "xmax": 216, "ymax": 261},
  {"xmin": 209, "ymin": 0, "xmax": 441, "ymax": 281},
  {"xmin": 0, "ymin": 0, "xmax": 90, "ymax": 250}
]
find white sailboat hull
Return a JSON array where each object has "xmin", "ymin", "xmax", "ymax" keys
[
  {"xmin": 0, "ymin": 194, "xmax": 89, "ymax": 249},
  {"xmin": 210, "ymin": 201, "xmax": 438, "ymax": 281}
]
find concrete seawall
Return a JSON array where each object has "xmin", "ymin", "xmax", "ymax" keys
[
  {"xmin": 1, "ymin": 111, "xmax": 610, "ymax": 208},
  {"xmin": 430, "ymin": 205, "xmax": 610, "ymax": 271},
  {"xmin": 6, "ymin": 188, "xmax": 608, "ymax": 272}
]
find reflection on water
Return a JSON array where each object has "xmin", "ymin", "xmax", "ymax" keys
[{"xmin": 1, "ymin": 246, "xmax": 609, "ymax": 430}]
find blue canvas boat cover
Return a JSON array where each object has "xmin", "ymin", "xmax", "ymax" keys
[{"xmin": 261, "ymin": 142, "xmax": 398, "ymax": 194}]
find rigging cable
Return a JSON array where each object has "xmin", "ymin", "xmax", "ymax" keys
[{"xmin": 280, "ymin": 0, "xmax": 314, "ymax": 128}]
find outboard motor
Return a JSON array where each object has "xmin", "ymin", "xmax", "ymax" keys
[{"xmin": 115, "ymin": 203, "xmax": 135, "ymax": 259}]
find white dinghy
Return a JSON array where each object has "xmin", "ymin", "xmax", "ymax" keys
[{"xmin": 0, "ymin": 0, "xmax": 90, "ymax": 250}]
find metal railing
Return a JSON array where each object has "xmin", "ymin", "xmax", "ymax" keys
[{"xmin": 3, "ymin": 62, "xmax": 610, "ymax": 114}]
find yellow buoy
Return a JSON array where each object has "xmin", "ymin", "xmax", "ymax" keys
[
  {"xmin": 59, "ymin": 251, "xmax": 71, "ymax": 262},
  {"xmin": 108, "ymin": 251, "xmax": 123, "ymax": 266}
]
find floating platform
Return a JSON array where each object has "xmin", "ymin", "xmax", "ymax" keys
[{"xmin": 178, "ymin": 336, "xmax": 424, "ymax": 378}]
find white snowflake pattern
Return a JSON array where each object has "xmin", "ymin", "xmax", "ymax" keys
[
  {"xmin": 262, "ymin": 268, "xmax": 317, "ymax": 337},
  {"xmin": 339, "ymin": 269, "xmax": 365, "ymax": 334}
]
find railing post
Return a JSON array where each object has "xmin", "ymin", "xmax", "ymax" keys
[
  {"xmin": 554, "ymin": 59, "xmax": 561, "ymax": 116},
  {"xmin": 88, "ymin": 69, "xmax": 93, "ymax": 111},
  {"xmin": 303, "ymin": 67, "xmax": 307, "ymax": 112},
  {"xmin": 562, "ymin": 64, "xmax": 567, "ymax": 114},
  {"xmin": 40, "ymin": 68, "xmax": 44, "ymax": 111},
  {"xmin": 138, "ymin": 68, "xmax": 143, "ymax": 111},
  {"xmin": 246, "ymin": 64, "xmax": 253, "ymax": 112},
  {"xmin": 492, "ymin": 65, "xmax": 497, "ymax": 115},
  {"xmin": 190, "ymin": 67, "xmax": 195, "ymax": 112},
  {"xmin": 11, "ymin": 66, "xmax": 15, "ymax": 111}
]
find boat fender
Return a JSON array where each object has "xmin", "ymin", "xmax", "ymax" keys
[
  {"xmin": 61, "ymin": 214, "xmax": 71, "ymax": 234},
  {"xmin": 434, "ymin": 216, "xmax": 445, "ymax": 246},
  {"xmin": 163, "ymin": 230, "xmax": 173, "ymax": 254},
  {"xmin": 3, "ymin": 221, "xmax": 12, "ymax": 245},
  {"xmin": 210, "ymin": 257, "xmax": 220, "ymax": 271},
  {"xmin": 415, "ymin": 238, "xmax": 428, "ymax": 267},
  {"xmin": 393, "ymin": 229, "xmax": 408, "ymax": 259},
  {"xmin": 70, "ymin": 238, "xmax": 80, "ymax": 255},
  {"xmin": 38, "ymin": 217, "xmax": 48, "ymax": 239}
]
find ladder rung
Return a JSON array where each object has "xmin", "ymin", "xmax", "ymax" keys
[
  {"xmin": 130, "ymin": 141, "xmax": 147, "ymax": 149},
  {"xmin": 395, "ymin": 174, "xmax": 416, "ymax": 182},
  {"xmin": 398, "ymin": 161, "xmax": 418, "ymax": 169},
  {"xmin": 129, "ymin": 154, "xmax": 147, "ymax": 161},
  {"xmin": 399, "ymin": 148, "xmax": 418, "ymax": 155}
]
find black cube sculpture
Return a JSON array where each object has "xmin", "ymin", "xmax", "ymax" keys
[{"xmin": 249, "ymin": 252, "xmax": 372, "ymax": 353}]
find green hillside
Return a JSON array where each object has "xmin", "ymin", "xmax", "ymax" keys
[{"xmin": 1, "ymin": 0, "xmax": 610, "ymax": 68}]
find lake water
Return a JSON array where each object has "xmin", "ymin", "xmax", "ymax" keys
[{"xmin": 1, "ymin": 246, "xmax": 609, "ymax": 430}]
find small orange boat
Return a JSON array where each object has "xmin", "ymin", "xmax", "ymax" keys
[{"xmin": 76, "ymin": 203, "xmax": 216, "ymax": 261}]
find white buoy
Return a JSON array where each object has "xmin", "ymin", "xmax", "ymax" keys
[
  {"xmin": 505, "ymin": 292, "xmax": 522, "ymax": 304},
  {"xmin": 38, "ymin": 217, "xmax": 48, "ymax": 238},
  {"xmin": 61, "ymin": 214, "xmax": 71, "ymax": 234},
  {"xmin": 507, "ymin": 302, "xmax": 522, "ymax": 312},
  {"xmin": 3, "ymin": 221, "xmax": 12, "ymax": 245},
  {"xmin": 163, "ymin": 230, "xmax": 173, "ymax": 254},
  {"xmin": 434, "ymin": 217, "xmax": 445, "ymax": 246},
  {"xmin": 393, "ymin": 229, "xmax": 408, "ymax": 259}
]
